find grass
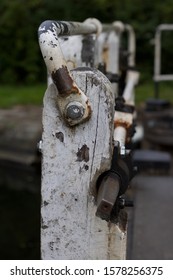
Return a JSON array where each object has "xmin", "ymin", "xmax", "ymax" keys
[
  {"xmin": 0, "ymin": 80, "xmax": 173, "ymax": 108},
  {"xmin": 135, "ymin": 80, "xmax": 173, "ymax": 105},
  {"xmin": 0, "ymin": 84, "xmax": 46, "ymax": 108}
]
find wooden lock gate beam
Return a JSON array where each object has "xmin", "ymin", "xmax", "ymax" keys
[{"xmin": 38, "ymin": 18, "xmax": 138, "ymax": 259}]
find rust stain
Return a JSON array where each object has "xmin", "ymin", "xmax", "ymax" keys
[
  {"xmin": 86, "ymin": 100, "xmax": 92, "ymax": 118},
  {"xmin": 102, "ymin": 45, "xmax": 109, "ymax": 68},
  {"xmin": 60, "ymin": 192, "xmax": 66, "ymax": 198},
  {"xmin": 55, "ymin": 131, "xmax": 64, "ymax": 142},
  {"xmin": 114, "ymin": 119, "xmax": 131, "ymax": 129},
  {"xmin": 76, "ymin": 144, "xmax": 89, "ymax": 162},
  {"xmin": 52, "ymin": 65, "xmax": 81, "ymax": 96}
]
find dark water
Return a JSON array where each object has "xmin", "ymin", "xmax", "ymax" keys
[{"xmin": 0, "ymin": 162, "xmax": 41, "ymax": 260}]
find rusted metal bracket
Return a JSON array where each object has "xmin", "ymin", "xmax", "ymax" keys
[
  {"xmin": 96, "ymin": 172, "xmax": 120, "ymax": 221},
  {"xmin": 96, "ymin": 24, "xmax": 139, "ymax": 221},
  {"xmin": 38, "ymin": 19, "xmax": 102, "ymax": 126},
  {"xmin": 96, "ymin": 142, "xmax": 134, "ymax": 221}
]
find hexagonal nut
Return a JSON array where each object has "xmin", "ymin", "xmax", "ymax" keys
[{"xmin": 65, "ymin": 102, "xmax": 85, "ymax": 120}]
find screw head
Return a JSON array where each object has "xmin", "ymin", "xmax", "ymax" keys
[{"xmin": 65, "ymin": 102, "xmax": 85, "ymax": 120}]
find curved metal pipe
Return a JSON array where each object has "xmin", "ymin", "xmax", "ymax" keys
[
  {"xmin": 38, "ymin": 19, "xmax": 101, "ymax": 126},
  {"xmin": 38, "ymin": 20, "xmax": 99, "ymax": 96}
]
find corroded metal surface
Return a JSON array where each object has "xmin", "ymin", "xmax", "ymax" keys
[
  {"xmin": 96, "ymin": 174, "xmax": 120, "ymax": 221},
  {"xmin": 38, "ymin": 20, "xmax": 99, "ymax": 93},
  {"xmin": 38, "ymin": 19, "xmax": 101, "ymax": 126},
  {"xmin": 114, "ymin": 110, "xmax": 133, "ymax": 147}
]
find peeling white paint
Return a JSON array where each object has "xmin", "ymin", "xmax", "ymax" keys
[{"xmin": 41, "ymin": 68, "xmax": 127, "ymax": 259}]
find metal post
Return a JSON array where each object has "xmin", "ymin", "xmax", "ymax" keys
[
  {"xmin": 153, "ymin": 24, "xmax": 173, "ymax": 98},
  {"xmin": 96, "ymin": 21, "xmax": 126, "ymax": 95},
  {"xmin": 154, "ymin": 26, "xmax": 161, "ymax": 98},
  {"xmin": 125, "ymin": 24, "xmax": 136, "ymax": 68}
]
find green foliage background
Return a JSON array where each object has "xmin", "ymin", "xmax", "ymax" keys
[{"xmin": 1, "ymin": 0, "xmax": 173, "ymax": 85}]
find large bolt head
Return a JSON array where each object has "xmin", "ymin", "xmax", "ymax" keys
[{"xmin": 65, "ymin": 102, "xmax": 85, "ymax": 120}]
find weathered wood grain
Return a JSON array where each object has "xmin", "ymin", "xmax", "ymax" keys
[{"xmin": 41, "ymin": 68, "xmax": 127, "ymax": 259}]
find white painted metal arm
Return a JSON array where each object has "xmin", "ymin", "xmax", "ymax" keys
[
  {"xmin": 114, "ymin": 70, "xmax": 139, "ymax": 151},
  {"xmin": 113, "ymin": 22, "xmax": 139, "ymax": 150},
  {"xmin": 38, "ymin": 19, "xmax": 102, "ymax": 126},
  {"xmin": 123, "ymin": 70, "xmax": 140, "ymax": 105}
]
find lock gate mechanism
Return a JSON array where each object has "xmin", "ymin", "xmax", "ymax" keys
[{"xmin": 96, "ymin": 141, "xmax": 135, "ymax": 222}]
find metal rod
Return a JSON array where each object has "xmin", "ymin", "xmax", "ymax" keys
[
  {"xmin": 114, "ymin": 126, "xmax": 126, "ymax": 148},
  {"xmin": 38, "ymin": 20, "xmax": 99, "ymax": 95},
  {"xmin": 154, "ymin": 27, "xmax": 161, "ymax": 82},
  {"xmin": 125, "ymin": 24, "xmax": 136, "ymax": 67},
  {"xmin": 156, "ymin": 24, "xmax": 173, "ymax": 31},
  {"xmin": 39, "ymin": 20, "xmax": 99, "ymax": 37},
  {"xmin": 154, "ymin": 74, "xmax": 173, "ymax": 81},
  {"xmin": 38, "ymin": 19, "xmax": 102, "ymax": 126},
  {"xmin": 154, "ymin": 24, "xmax": 173, "ymax": 83},
  {"xmin": 123, "ymin": 70, "xmax": 139, "ymax": 104}
]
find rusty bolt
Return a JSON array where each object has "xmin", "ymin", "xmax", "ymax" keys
[{"xmin": 65, "ymin": 102, "xmax": 85, "ymax": 120}]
